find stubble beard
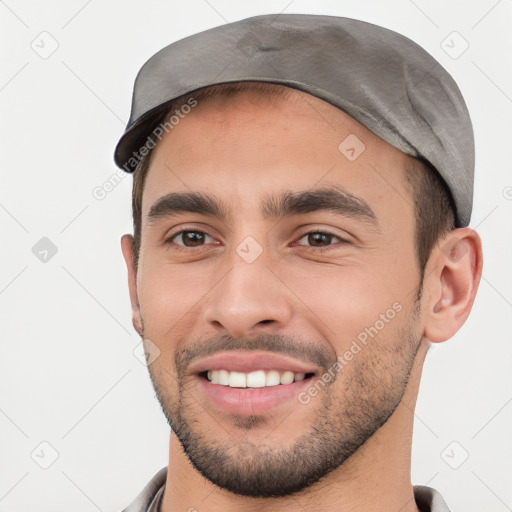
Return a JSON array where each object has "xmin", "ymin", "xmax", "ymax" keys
[{"xmin": 144, "ymin": 316, "xmax": 421, "ymax": 498}]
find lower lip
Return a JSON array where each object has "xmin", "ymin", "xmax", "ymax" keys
[{"xmin": 198, "ymin": 376, "xmax": 312, "ymax": 415}]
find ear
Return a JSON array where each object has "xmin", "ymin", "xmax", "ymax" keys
[
  {"xmin": 121, "ymin": 234, "xmax": 143, "ymax": 337},
  {"xmin": 422, "ymin": 227, "xmax": 483, "ymax": 343}
]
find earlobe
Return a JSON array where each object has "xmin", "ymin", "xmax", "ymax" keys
[
  {"xmin": 423, "ymin": 228, "xmax": 483, "ymax": 343},
  {"xmin": 120, "ymin": 234, "xmax": 143, "ymax": 336}
]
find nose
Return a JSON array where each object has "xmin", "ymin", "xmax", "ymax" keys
[{"xmin": 203, "ymin": 251, "xmax": 294, "ymax": 339}]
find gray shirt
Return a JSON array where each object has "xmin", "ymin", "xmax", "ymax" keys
[{"xmin": 121, "ymin": 467, "xmax": 451, "ymax": 511}]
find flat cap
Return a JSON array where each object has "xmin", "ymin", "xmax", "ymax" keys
[{"xmin": 114, "ymin": 13, "xmax": 474, "ymax": 227}]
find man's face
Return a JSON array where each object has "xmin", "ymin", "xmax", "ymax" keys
[{"xmin": 128, "ymin": 88, "xmax": 426, "ymax": 497}]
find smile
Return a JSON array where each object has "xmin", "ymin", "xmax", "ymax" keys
[{"xmin": 190, "ymin": 351, "xmax": 320, "ymax": 415}]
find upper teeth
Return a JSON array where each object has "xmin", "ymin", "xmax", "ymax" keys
[{"xmin": 206, "ymin": 369, "xmax": 306, "ymax": 388}]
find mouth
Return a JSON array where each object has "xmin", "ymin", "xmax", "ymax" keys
[{"xmin": 190, "ymin": 351, "xmax": 319, "ymax": 416}]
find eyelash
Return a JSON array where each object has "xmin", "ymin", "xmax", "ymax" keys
[
  {"xmin": 166, "ymin": 228, "xmax": 349, "ymax": 253},
  {"xmin": 295, "ymin": 230, "xmax": 349, "ymax": 252}
]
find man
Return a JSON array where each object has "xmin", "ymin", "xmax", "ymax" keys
[{"xmin": 114, "ymin": 14, "xmax": 482, "ymax": 512}]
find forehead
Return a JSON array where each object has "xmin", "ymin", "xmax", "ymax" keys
[{"xmin": 141, "ymin": 87, "xmax": 417, "ymax": 226}]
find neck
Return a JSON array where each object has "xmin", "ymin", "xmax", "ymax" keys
[{"xmin": 161, "ymin": 342, "xmax": 428, "ymax": 512}]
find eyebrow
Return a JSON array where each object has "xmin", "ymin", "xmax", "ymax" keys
[
  {"xmin": 261, "ymin": 188, "xmax": 377, "ymax": 225},
  {"xmin": 148, "ymin": 192, "xmax": 231, "ymax": 223},
  {"xmin": 147, "ymin": 187, "xmax": 378, "ymax": 227}
]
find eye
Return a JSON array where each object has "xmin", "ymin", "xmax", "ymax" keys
[
  {"xmin": 168, "ymin": 230, "xmax": 215, "ymax": 248},
  {"xmin": 295, "ymin": 230, "xmax": 348, "ymax": 249}
]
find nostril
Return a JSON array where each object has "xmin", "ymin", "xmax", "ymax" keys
[{"xmin": 258, "ymin": 319, "xmax": 273, "ymax": 325}]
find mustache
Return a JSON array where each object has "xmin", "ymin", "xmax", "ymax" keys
[{"xmin": 174, "ymin": 332, "xmax": 336, "ymax": 377}]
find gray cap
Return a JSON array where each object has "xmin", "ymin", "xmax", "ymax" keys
[{"xmin": 114, "ymin": 13, "xmax": 474, "ymax": 227}]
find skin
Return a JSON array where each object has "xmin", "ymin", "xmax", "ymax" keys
[{"xmin": 121, "ymin": 87, "xmax": 482, "ymax": 511}]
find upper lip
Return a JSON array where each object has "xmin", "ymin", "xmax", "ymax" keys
[{"xmin": 188, "ymin": 351, "xmax": 320, "ymax": 376}]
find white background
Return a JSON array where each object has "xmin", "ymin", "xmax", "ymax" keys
[{"xmin": 1, "ymin": 1, "xmax": 511, "ymax": 511}]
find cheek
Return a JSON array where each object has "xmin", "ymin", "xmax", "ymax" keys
[
  {"xmin": 278, "ymin": 259, "xmax": 415, "ymax": 350},
  {"xmin": 137, "ymin": 259, "xmax": 210, "ymax": 345}
]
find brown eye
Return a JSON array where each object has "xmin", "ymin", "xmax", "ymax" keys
[
  {"xmin": 297, "ymin": 231, "xmax": 341, "ymax": 248},
  {"xmin": 170, "ymin": 230, "xmax": 212, "ymax": 247}
]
